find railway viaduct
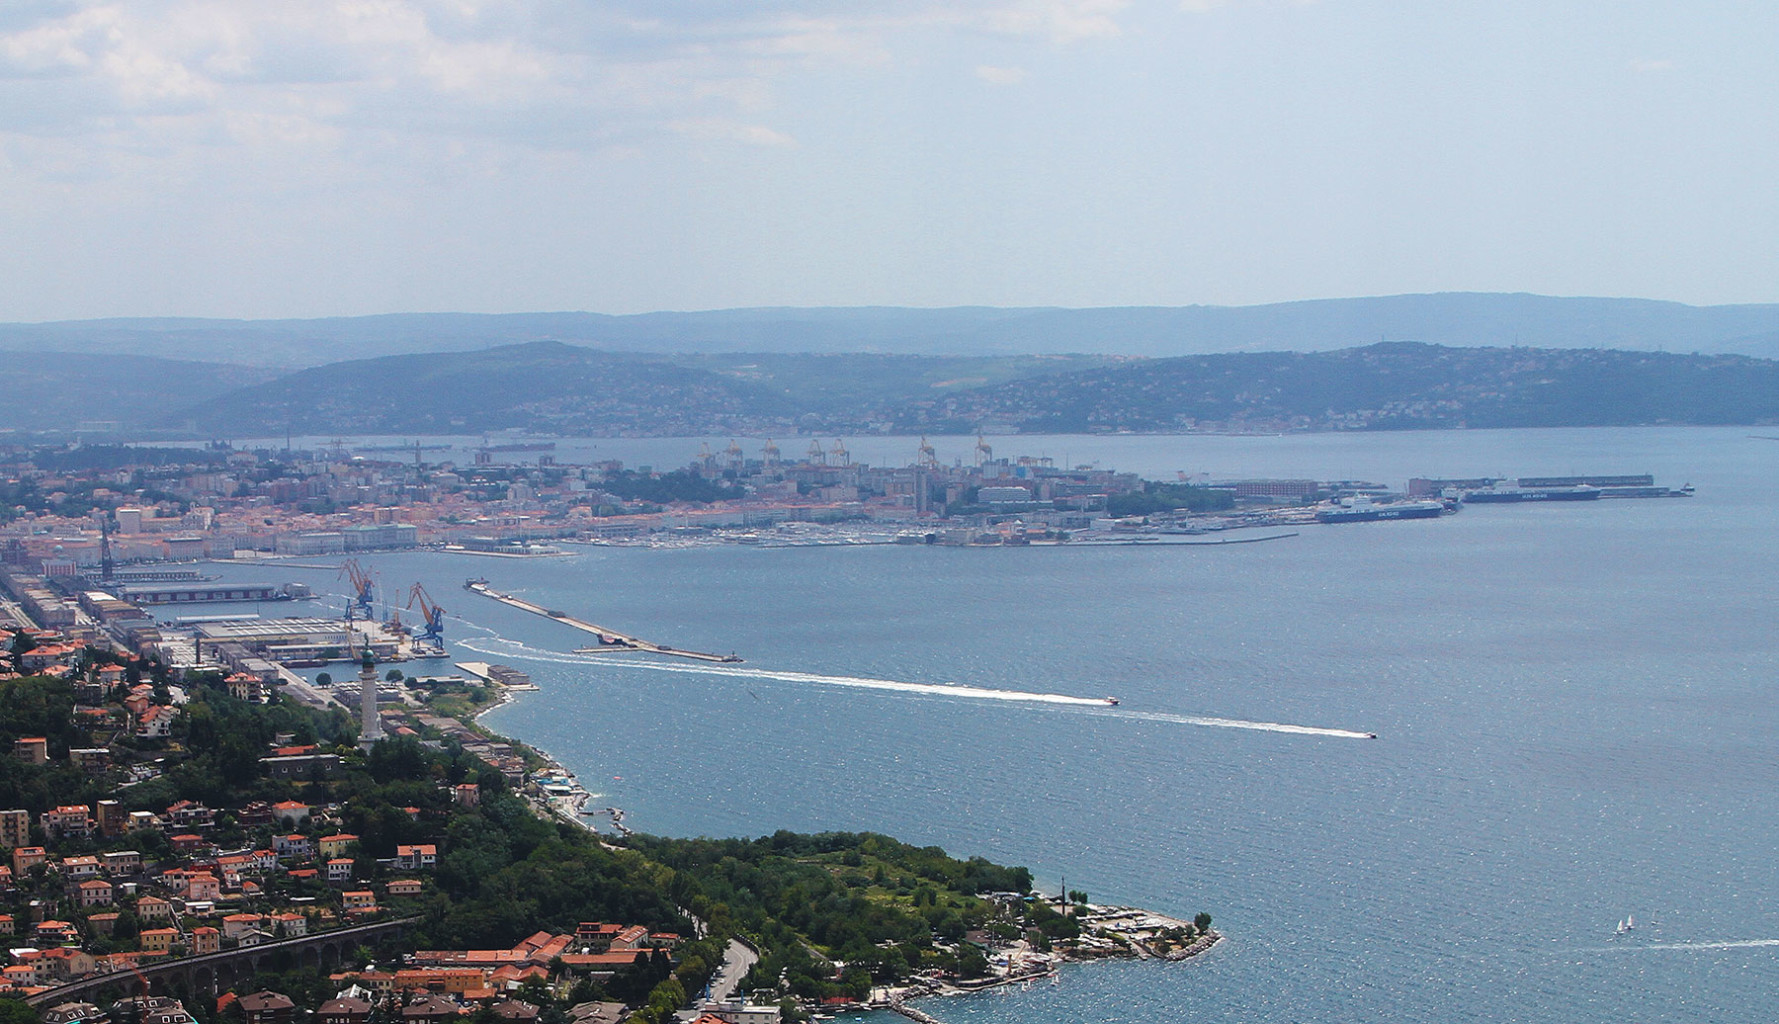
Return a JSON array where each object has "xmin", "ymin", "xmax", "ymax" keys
[{"xmin": 24, "ymin": 917, "xmax": 418, "ymax": 1007}]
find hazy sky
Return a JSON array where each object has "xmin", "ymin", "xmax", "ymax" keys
[{"xmin": 0, "ymin": 1, "xmax": 1773, "ymax": 320}]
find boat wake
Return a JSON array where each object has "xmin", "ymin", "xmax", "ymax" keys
[
  {"xmin": 1099, "ymin": 707, "xmax": 1376, "ymax": 739},
  {"xmin": 1589, "ymin": 938, "xmax": 1779, "ymax": 952},
  {"xmin": 456, "ymin": 638, "xmax": 1373, "ymax": 739}
]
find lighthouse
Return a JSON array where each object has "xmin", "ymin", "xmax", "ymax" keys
[{"xmin": 357, "ymin": 651, "xmax": 384, "ymax": 749}]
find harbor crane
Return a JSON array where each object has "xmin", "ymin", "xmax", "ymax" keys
[
  {"xmin": 406, "ymin": 583, "xmax": 447, "ymax": 644},
  {"xmin": 975, "ymin": 435, "xmax": 993, "ymax": 465},
  {"xmin": 725, "ymin": 439, "xmax": 745, "ymax": 467},
  {"xmin": 807, "ymin": 439, "xmax": 827, "ymax": 465},
  {"xmin": 830, "ymin": 438, "xmax": 849, "ymax": 467},
  {"xmin": 339, "ymin": 559, "xmax": 375, "ymax": 617},
  {"xmin": 761, "ymin": 438, "xmax": 781, "ymax": 465},
  {"xmin": 917, "ymin": 436, "xmax": 939, "ymax": 469}
]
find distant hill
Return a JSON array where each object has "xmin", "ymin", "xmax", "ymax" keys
[
  {"xmin": 894, "ymin": 343, "xmax": 1779, "ymax": 434},
  {"xmin": 175, "ymin": 342, "xmax": 795, "ymax": 436},
  {"xmin": 174, "ymin": 345, "xmax": 1113, "ymax": 436},
  {"xmin": 173, "ymin": 340, "xmax": 1779, "ymax": 438},
  {"xmin": 7, "ymin": 293, "xmax": 1779, "ymax": 367},
  {"xmin": 0, "ymin": 351, "xmax": 278, "ymax": 432}
]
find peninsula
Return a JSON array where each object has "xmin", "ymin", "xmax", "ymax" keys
[{"xmin": 0, "ymin": 620, "xmax": 1216, "ymax": 1024}]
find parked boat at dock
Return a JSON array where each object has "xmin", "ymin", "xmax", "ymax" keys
[
  {"xmin": 1315, "ymin": 498, "xmax": 1446, "ymax": 523},
  {"xmin": 1462, "ymin": 485, "xmax": 1601, "ymax": 503}
]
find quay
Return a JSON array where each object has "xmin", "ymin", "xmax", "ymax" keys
[
  {"xmin": 888, "ymin": 997, "xmax": 947, "ymax": 1024},
  {"xmin": 122, "ymin": 582, "xmax": 301, "ymax": 604},
  {"xmin": 107, "ymin": 568, "xmax": 216, "ymax": 582},
  {"xmin": 463, "ymin": 579, "xmax": 742, "ymax": 663}
]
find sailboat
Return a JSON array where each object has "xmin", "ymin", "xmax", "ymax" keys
[{"xmin": 1615, "ymin": 915, "xmax": 1635, "ymax": 935}]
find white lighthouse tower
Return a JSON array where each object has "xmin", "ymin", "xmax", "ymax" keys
[{"xmin": 357, "ymin": 652, "xmax": 384, "ymax": 749}]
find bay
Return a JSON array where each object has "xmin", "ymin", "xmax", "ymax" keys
[{"xmin": 212, "ymin": 427, "xmax": 1779, "ymax": 1022}]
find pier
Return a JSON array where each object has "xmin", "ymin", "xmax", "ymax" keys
[
  {"xmin": 463, "ymin": 579, "xmax": 741, "ymax": 663},
  {"xmin": 888, "ymin": 997, "xmax": 947, "ymax": 1024}
]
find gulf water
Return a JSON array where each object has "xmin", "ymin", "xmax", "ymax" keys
[{"xmin": 219, "ymin": 427, "xmax": 1779, "ymax": 1022}]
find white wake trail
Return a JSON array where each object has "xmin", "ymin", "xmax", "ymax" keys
[
  {"xmin": 1629, "ymin": 938, "xmax": 1779, "ymax": 952},
  {"xmin": 455, "ymin": 638, "xmax": 1372, "ymax": 739},
  {"xmin": 1101, "ymin": 708, "xmax": 1376, "ymax": 740}
]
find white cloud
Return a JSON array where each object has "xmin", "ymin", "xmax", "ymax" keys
[
  {"xmin": 1179, "ymin": 0, "xmax": 1320, "ymax": 13},
  {"xmin": 983, "ymin": 0, "xmax": 1128, "ymax": 44},
  {"xmin": 0, "ymin": 0, "xmax": 1122, "ymax": 168},
  {"xmin": 976, "ymin": 64, "xmax": 1027, "ymax": 85},
  {"xmin": 669, "ymin": 117, "xmax": 795, "ymax": 147}
]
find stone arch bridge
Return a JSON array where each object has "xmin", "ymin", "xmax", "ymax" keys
[{"xmin": 25, "ymin": 917, "xmax": 418, "ymax": 1007}]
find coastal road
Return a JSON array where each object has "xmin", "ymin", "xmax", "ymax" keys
[{"xmin": 676, "ymin": 938, "xmax": 758, "ymax": 1021}]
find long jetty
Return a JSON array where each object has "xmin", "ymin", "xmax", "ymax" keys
[
  {"xmin": 887, "ymin": 998, "xmax": 947, "ymax": 1024},
  {"xmin": 463, "ymin": 579, "xmax": 741, "ymax": 663}
]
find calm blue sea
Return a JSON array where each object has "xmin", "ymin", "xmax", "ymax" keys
[{"xmin": 209, "ymin": 427, "xmax": 1779, "ymax": 1023}]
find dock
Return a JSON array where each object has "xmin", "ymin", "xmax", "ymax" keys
[
  {"xmin": 887, "ymin": 998, "xmax": 946, "ymax": 1024},
  {"xmin": 122, "ymin": 583, "xmax": 295, "ymax": 605},
  {"xmin": 463, "ymin": 580, "xmax": 742, "ymax": 663}
]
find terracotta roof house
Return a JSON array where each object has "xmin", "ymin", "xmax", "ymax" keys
[{"xmin": 237, "ymin": 991, "xmax": 296, "ymax": 1024}]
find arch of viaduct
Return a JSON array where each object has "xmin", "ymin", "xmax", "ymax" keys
[{"xmin": 26, "ymin": 917, "xmax": 418, "ymax": 1008}]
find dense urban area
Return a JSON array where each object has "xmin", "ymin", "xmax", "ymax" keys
[{"xmin": 0, "ymin": 438, "xmax": 1236, "ymax": 1024}]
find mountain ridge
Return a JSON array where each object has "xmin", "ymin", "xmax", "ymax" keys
[
  {"xmin": 164, "ymin": 339, "xmax": 1779, "ymax": 438},
  {"xmin": 5, "ymin": 292, "xmax": 1777, "ymax": 367}
]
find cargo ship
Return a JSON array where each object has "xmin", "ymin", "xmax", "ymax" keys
[
  {"xmin": 1461, "ymin": 485, "xmax": 1600, "ymax": 503},
  {"xmin": 1315, "ymin": 498, "xmax": 1446, "ymax": 523}
]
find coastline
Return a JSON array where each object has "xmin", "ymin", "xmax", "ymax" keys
[
  {"xmin": 465, "ymin": 671, "xmax": 622, "ymax": 837},
  {"xmin": 446, "ymin": 652, "xmax": 1224, "ymax": 1014}
]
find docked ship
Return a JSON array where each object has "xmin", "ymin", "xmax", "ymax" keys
[
  {"xmin": 1315, "ymin": 497, "xmax": 1446, "ymax": 523},
  {"xmin": 1461, "ymin": 484, "xmax": 1601, "ymax": 503}
]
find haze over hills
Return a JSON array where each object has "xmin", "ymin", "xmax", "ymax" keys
[
  {"xmin": 4, "ymin": 293, "xmax": 1778, "ymax": 368},
  {"xmin": 890, "ymin": 343, "xmax": 1779, "ymax": 434},
  {"xmin": 0, "ymin": 351, "xmax": 278, "ymax": 433},
  {"xmin": 161, "ymin": 340, "xmax": 1779, "ymax": 439}
]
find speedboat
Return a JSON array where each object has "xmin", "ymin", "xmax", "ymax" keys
[{"xmin": 1105, "ymin": 697, "xmax": 1120, "ymax": 706}]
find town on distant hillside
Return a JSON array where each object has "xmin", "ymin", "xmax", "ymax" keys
[{"xmin": 0, "ymin": 435, "xmax": 1698, "ymax": 572}]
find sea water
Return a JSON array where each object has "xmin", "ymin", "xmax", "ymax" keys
[{"xmin": 211, "ymin": 427, "xmax": 1779, "ymax": 1022}]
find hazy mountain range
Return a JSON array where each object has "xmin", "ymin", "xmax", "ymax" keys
[
  {"xmin": 2, "ymin": 340, "xmax": 1766, "ymax": 439},
  {"xmin": 3, "ymin": 293, "xmax": 1777, "ymax": 368},
  {"xmin": 3, "ymin": 293, "xmax": 1776, "ymax": 437}
]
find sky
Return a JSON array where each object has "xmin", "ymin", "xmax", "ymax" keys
[{"xmin": 0, "ymin": 0, "xmax": 1773, "ymax": 321}]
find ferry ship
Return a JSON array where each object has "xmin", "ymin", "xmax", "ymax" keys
[{"xmin": 1315, "ymin": 498, "xmax": 1446, "ymax": 523}]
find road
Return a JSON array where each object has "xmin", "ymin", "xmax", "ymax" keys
[{"xmin": 675, "ymin": 939, "xmax": 759, "ymax": 1021}]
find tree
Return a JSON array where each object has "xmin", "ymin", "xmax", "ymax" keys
[
  {"xmin": 8, "ymin": 631, "xmax": 36, "ymax": 671},
  {"xmin": 951, "ymin": 945, "xmax": 989, "ymax": 979},
  {"xmin": 0, "ymin": 998, "xmax": 40, "ymax": 1024},
  {"xmin": 386, "ymin": 669, "xmax": 405, "ymax": 682},
  {"xmin": 1068, "ymin": 890, "xmax": 1088, "ymax": 906},
  {"xmin": 316, "ymin": 673, "xmax": 333, "ymax": 686},
  {"xmin": 1194, "ymin": 912, "xmax": 1212, "ymax": 932}
]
